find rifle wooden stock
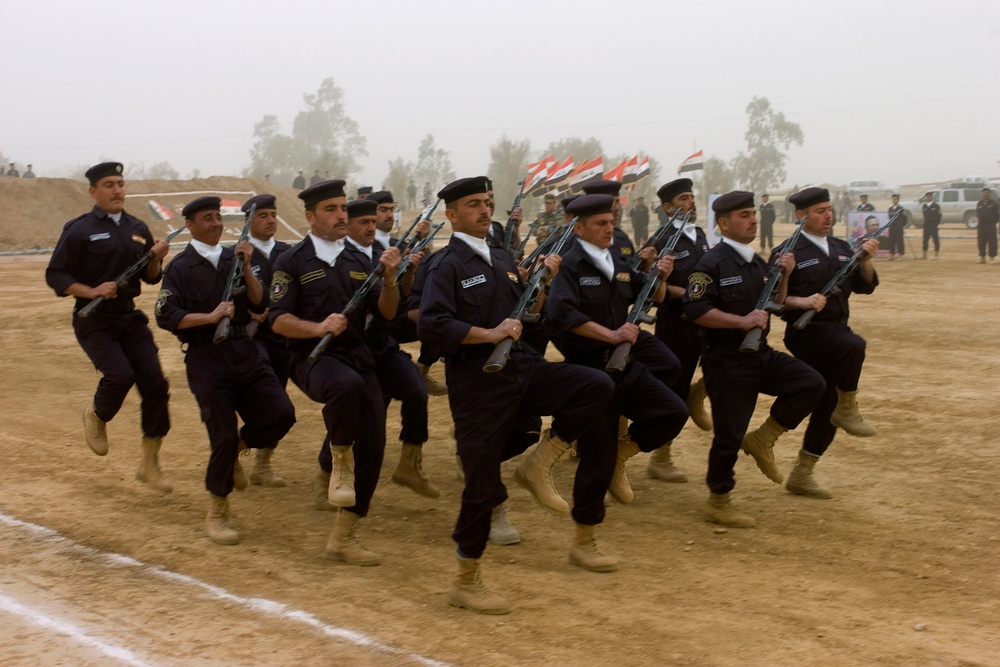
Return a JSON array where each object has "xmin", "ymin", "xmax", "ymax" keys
[{"xmin": 77, "ymin": 226, "xmax": 186, "ymax": 319}]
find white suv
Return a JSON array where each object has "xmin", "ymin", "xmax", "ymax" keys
[
  {"xmin": 846, "ymin": 180, "xmax": 898, "ymax": 198},
  {"xmin": 900, "ymin": 187, "xmax": 988, "ymax": 228}
]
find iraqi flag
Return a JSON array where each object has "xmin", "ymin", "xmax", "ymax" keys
[
  {"xmin": 220, "ymin": 199, "xmax": 245, "ymax": 220},
  {"xmin": 147, "ymin": 200, "xmax": 173, "ymax": 221},
  {"xmin": 567, "ymin": 157, "xmax": 604, "ymax": 191},
  {"xmin": 635, "ymin": 156, "xmax": 650, "ymax": 181},
  {"xmin": 524, "ymin": 160, "xmax": 552, "ymax": 196},
  {"xmin": 621, "ymin": 156, "xmax": 640, "ymax": 184},
  {"xmin": 527, "ymin": 155, "xmax": 555, "ymax": 174},
  {"xmin": 603, "ymin": 158, "xmax": 627, "ymax": 183},
  {"xmin": 678, "ymin": 150, "xmax": 704, "ymax": 174},
  {"xmin": 539, "ymin": 156, "xmax": 574, "ymax": 194}
]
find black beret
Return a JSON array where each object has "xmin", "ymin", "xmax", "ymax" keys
[
  {"xmin": 561, "ymin": 194, "xmax": 580, "ymax": 209},
  {"xmin": 657, "ymin": 178, "xmax": 693, "ymax": 203},
  {"xmin": 357, "ymin": 186, "xmax": 373, "ymax": 196},
  {"xmin": 346, "ymin": 199, "xmax": 378, "ymax": 218},
  {"xmin": 787, "ymin": 187, "xmax": 830, "ymax": 210},
  {"xmin": 298, "ymin": 179, "xmax": 347, "ymax": 207},
  {"xmin": 182, "ymin": 196, "xmax": 222, "ymax": 218},
  {"xmin": 369, "ymin": 190, "xmax": 394, "ymax": 205},
  {"xmin": 580, "ymin": 178, "xmax": 622, "ymax": 196},
  {"xmin": 712, "ymin": 191, "xmax": 755, "ymax": 215},
  {"xmin": 566, "ymin": 194, "xmax": 615, "ymax": 218},
  {"xmin": 438, "ymin": 176, "xmax": 490, "ymax": 204},
  {"xmin": 85, "ymin": 161, "xmax": 123, "ymax": 185},
  {"xmin": 242, "ymin": 194, "xmax": 276, "ymax": 214}
]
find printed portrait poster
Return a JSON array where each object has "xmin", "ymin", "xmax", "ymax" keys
[
  {"xmin": 706, "ymin": 194, "xmax": 723, "ymax": 247},
  {"xmin": 847, "ymin": 211, "xmax": 890, "ymax": 259}
]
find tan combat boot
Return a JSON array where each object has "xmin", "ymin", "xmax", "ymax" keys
[
  {"xmin": 136, "ymin": 436, "xmax": 173, "ymax": 493},
  {"xmin": 83, "ymin": 404, "xmax": 108, "ymax": 456},
  {"xmin": 324, "ymin": 509, "xmax": 380, "ymax": 566},
  {"xmin": 205, "ymin": 494, "xmax": 240, "ymax": 545},
  {"xmin": 232, "ymin": 440, "xmax": 249, "ymax": 491},
  {"xmin": 513, "ymin": 429, "xmax": 572, "ymax": 515},
  {"xmin": 741, "ymin": 416, "xmax": 787, "ymax": 484},
  {"xmin": 646, "ymin": 441, "xmax": 688, "ymax": 483},
  {"xmin": 704, "ymin": 492, "xmax": 756, "ymax": 528},
  {"xmin": 830, "ymin": 389, "xmax": 878, "ymax": 437},
  {"xmin": 449, "ymin": 556, "xmax": 511, "ymax": 614},
  {"xmin": 313, "ymin": 468, "xmax": 336, "ymax": 511},
  {"xmin": 785, "ymin": 451, "xmax": 832, "ymax": 499},
  {"xmin": 489, "ymin": 502, "xmax": 521, "ymax": 546},
  {"xmin": 415, "ymin": 361, "xmax": 448, "ymax": 396},
  {"xmin": 609, "ymin": 436, "xmax": 642, "ymax": 505},
  {"xmin": 687, "ymin": 377, "xmax": 713, "ymax": 431},
  {"xmin": 249, "ymin": 448, "xmax": 287, "ymax": 487},
  {"xmin": 328, "ymin": 445, "xmax": 356, "ymax": 507},
  {"xmin": 391, "ymin": 443, "xmax": 440, "ymax": 498},
  {"xmin": 568, "ymin": 523, "xmax": 618, "ymax": 572}
]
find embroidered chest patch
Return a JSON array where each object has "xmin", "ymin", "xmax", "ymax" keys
[
  {"xmin": 461, "ymin": 274, "xmax": 486, "ymax": 289},
  {"xmin": 580, "ymin": 276, "xmax": 602, "ymax": 286},
  {"xmin": 271, "ymin": 271, "xmax": 292, "ymax": 302},
  {"xmin": 838, "ymin": 255, "xmax": 850, "ymax": 262},
  {"xmin": 614, "ymin": 272, "xmax": 630, "ymax": 283},
  {"xmin": 300, "ymin": 269, "xmax": 325, "ymax": 285},
  {"xmin": 688, "ymin": 271, "xmax": 713, "ymax": 299},
  {"xmin": 507, "ymin": 272, "xmax": 519, "ymax": 284},
  {"xmin": 154, "ymin": 289, "xmax": 171, "ymax": 316},
  {"xmin": 797, "ymin": 258, "xmax": 820, "ymax": 269},
  {"xmin": 89, "ymin": 232, "xmax": 111, "ymax": 241},
  {"xmin": 620, "ymin": 248, "xmax": 633, "ymax": 256},
  {"xmin": 349, "ymin": 270, "xmax": 369, "ymax": 281},
  {"xmin": 673, "ymin": 250, "xmax": 690, "ymax": 260},
  {"xmin": 131, "ymin": 234, "xmax": 147, "ymax": 246},
  {"xmin": 720, "ymin": 276, "xmax": 743, "ymax": 287}
]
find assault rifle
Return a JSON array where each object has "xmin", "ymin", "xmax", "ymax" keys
[
  {"xmin": 483, "ymin": 219, "xmax": 578, "ymax": 373},
  {"xmin": 606, "ymin": 224, "xmax": 687, "ymax": 373},
  {"xmin": 212, "ymin": 207, "xmax": 255, "ymax": 343},
  {"xmin": 502, "ymin": 180, "xmax": 526, "ymax": 254},
  {"xmin": 514, "ymin": 218, "xmax": 539, "ymax": 261},
  {"xmin": 792, "ymin": 211, "xmax": 896, "ymax": 330},
  {"xmin": 739, "ymin": 216, "xmax": 807, "ymax": 353},
  {"xmin": 518, "ymin": 222, "xmax": 568, "ymax": 271},
  {"xmin": 630, "ymin": 210, "xmax": 691, "ymax": 271},
  {"xmin": 77, "ymin": 226, "xmax": 186, "ymax": 319},
  {"xmin": 394, "ymin": 221, "xmax": 445, "ymax": 282}
]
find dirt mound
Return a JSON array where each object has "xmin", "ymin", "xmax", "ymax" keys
[{"xmin": 0, "ymin": 176, "xmax": 311, "ymax": 252}]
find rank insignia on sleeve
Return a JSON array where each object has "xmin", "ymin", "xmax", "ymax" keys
[
  {"xmin": 507, "ymin": 271, "xmax": 519, "ymax": 283},
  {"xmin": 154, "ymin": 289, "xmax": 171, "ymax": 317},
  {"xmin": 614, "ymin": 272, "xmax": 630, "ymax": 282},
  {"xmin": 300, "ymin": 269, "xmax": 325, "ymax": 285},
  {"xmin": 349, "ymin": 270, "xmax": 369, "ymax": 281},
  {"xmin": 687, "ymin": 272, "xmax": 712, "ymax": 299},
  {"xmin": 270, "ymin": 271, "xmax": 292, "ymax": 302},
  {"xmin": 621, "ymin": 248, "xmax": 633, "ymax": 256},
  {"xmin": 131, "ymin": 234, "xmax": 147, "ymax": 246}
]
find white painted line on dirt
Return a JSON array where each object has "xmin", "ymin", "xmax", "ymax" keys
[
  {"xmin": 0, "ymin": 511, "xmax": 450, "ymax": 667},
  {"xmin": 0, "ymin": 590, "xmax": 156, "ymax": 667}
]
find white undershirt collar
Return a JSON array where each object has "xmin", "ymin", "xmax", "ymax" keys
[
  {"xmin": 801, "ymin": 230, "xmax": 830, "ymax": 256},
  {"xmin": 249, "ymin": 235, "xmax": 275, "ymax": 259},
  {"xmin": 375, "ymin": 229, "xmax": 392, "ymax": 249},
  {"xmin": 672, "ymin": 217, "xmax": 697, "ymax": 242},
  {"xmin": 453, "ymin": 231, "xmax": 492, "ymax": 266},
  {"xmin": 190, "ymin": 239, "xmax": 223, "ymax": 269},
  {"xmin": 345, "ymin": 236, "xmax": 373, "ymax": 262},
  {"xmin": 578, "ymin": 238, "xmax": 615, "ymax": 281},
  {"xmin": 309, "ymin": 233, "xmax": 346, "ymax": 267},
  {"xmin": 721, "ymin": 237, "xmax": 756, "ymax": 264}
]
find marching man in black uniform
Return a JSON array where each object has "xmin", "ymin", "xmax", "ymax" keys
[
  {"xmin": 242, "ymin": 194, "xmax": 293, "ymax": 488},
  {"xmin": 269, "ymin": 180, "xmax": 400, "ymax": 566},
  {"xmin": 772, "ymin": 187, "xmax": 879, "ymax": 499},
  {"xmin": 46, "ymin": 162, "xmax": 173, "ymax": 493},
  {"xmin": 580, "ymin": 178, "xmax": 636, "ymax": 261},
  {"xmin": 155, "ymin": 196, "xmax": 296, "ymax": 544},
  {"xmin": 419, "ymin": 176, "xmax": 615, "ymax": 614},
  {"xmin": 545, "ymin": 194, "xmax": 689, "ymax": 571},
  {"xmin": 683, "ymin": 191, "xmax": 825, "ymax": 527},
  {"xmin": 647, "ymin": 178, "xmax": 713, "ymax": 483}
]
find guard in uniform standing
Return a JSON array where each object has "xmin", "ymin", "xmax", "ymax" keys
[
  {"xmin": 242, "ymin": 194, "xmax": 293, "ymax": 487},
  {"xmin": 683, "ymin": 191, "xmax": 825, "ymax": 527},
  {"xmin": 545, "ymin": 194, "xmax": 689, "ymax": 571},
  {"xmin": 155, "ymin": 196, "xmax": 296, "ymax": 544},
  {"xmin": 886, "ymin": 194, "xmax": 906, "ymax": 260},
  {"xmin": 856, "ymin": 194, "xmax": 875, "ymax": 213},
  {"xmin": 758, "ymin": 194, "xmax": 776, "ymax": 253},
  {"xmin": 920, "ymin": 192, "xmax": 942, "ymax": 259},
  {"xmin": 771, "ymin": 187, "xmax": 879, "ymax": 498},
  {"xmin": 646, "ymin": 178, "xmax": 713, "ymax": 483},
  {"xmin": 45, "ymin": 162, "xmax": 173, "ymax": 493},
  {"xmin": 269, "ymin": 180, "xmax": 401, "ymax": 566},
  {"xmin": 419, "ymin": 176, "xmax": 615, "ymax": 614},
  {"xmin": 975, "ymin": 188, "xmax": 999, "ymax": 263}
]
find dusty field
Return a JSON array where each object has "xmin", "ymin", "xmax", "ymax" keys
[{"xmin": 1, "ymin": 233, "xmax": 998, "ymax": 666}]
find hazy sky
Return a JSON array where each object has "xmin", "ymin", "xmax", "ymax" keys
[{"xmin": 2, "ymin": 0, "xmax": 999, "ymax": 190}]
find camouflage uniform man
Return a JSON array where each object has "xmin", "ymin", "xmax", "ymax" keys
[{"xmin": 533, "ymin": 193, "xmax": 562, "ymax": 245}]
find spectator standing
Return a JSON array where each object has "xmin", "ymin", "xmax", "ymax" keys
[
  {"xmin": 629, "ymin": 196, "xmax": 650, "ymax": 245},
  {"xmin": 406, "ymin": 180, "xmax": 417, "ymax": 209},
  {"xmin": 920, "ymin": 192, "xmax": 941, "ymax": 259},
  {"xmin": 6, "ymin": 162, "xmax": 19, "ymax": 177},
  {"xmin": 292, "ymin": 170, "xmax": 306, "ymax": 190},
  {"xmin": 975, "ymin": 188, "xmax": 1000, "ymax": 263},
  {"xmin": 309, "ymin": 170, "xmax": 321, "ymax": 186},
  {"xmin": 856, "ymin": 194, "xmax": 875, "ymax": 213},
  {"xmin": 886, "ymin": 194, "xmax": 906, "ymax": 260},
  {"xmin": 22, "ymin": 164, "xmax": 36, "ymax": 178}
]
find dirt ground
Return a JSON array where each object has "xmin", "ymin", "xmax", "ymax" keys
[{"xmin": 1, "ymin": 230, "xmax": 999, "ymax": 666}]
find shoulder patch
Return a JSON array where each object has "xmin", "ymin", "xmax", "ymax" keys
[
  {"xmin": 300, "ymin": 269, "xmax": 325, "ymax": 285},
  {"xmin": 271, "ymin": 271, "xmax": 292, "ymax": 302},
  {"xmin": 687, "ymin": 272, "xmax": 713, "ymax": 299},
  {"xmin": 154, "ymin": 289, "xmax": 171, "ymax": 317}
]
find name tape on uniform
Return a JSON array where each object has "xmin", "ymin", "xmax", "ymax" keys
[
  {"xmin": 461, "ymin": 274, "xmax": 486, "ymax": 289},
  {"xmin": 720, "ymin": 276, "xmax": 743, "ymax": 287}
]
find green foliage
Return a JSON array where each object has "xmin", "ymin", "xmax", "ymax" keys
[
  {"xmin": 731, "ymin": 96, "xmax": 803, "ymax": 194},
  {"xmin": 487, "ymin": 135, "xmax": 533, "ymax": 218}
]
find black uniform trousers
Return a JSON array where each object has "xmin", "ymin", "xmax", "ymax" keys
[
  {"xmin": 184, "ymin": 339, "xmax": 295, "ymax": 497},
  {"xmin": 256, "ymin": 336, "xmax": 290, "ymax": 388},
  {"xmin": 701, "ymin": 346, "xmax": 825, "ymax": 494},
  {"xmin": 629, "ymin": 330, "xmax": 681, "ymax": 389},
  {"xmin": 654, "ymin": 304, "xmax": 701, "ymax": 401},
  {"xmin": 977, "ymin": 222, "xmax": 997, "ymax": 258},
  {"xmin": 572, "ymin": 359, "xmax": 689, "ymax": 526},
  {"xmin": 372, "ymin": 339, "xmax": 428, "ymax": 445},
  {"xmin": 446, "ymin": 351, "xmax": 614, "ymax": 559},
  {"xmin": 300, "ymin": 352, "xmax": 386, "ymax": 518},
  {"xmin": 73, "ymin": 310, "xmax": 170, "ymax": 437},
  {"xmin": 759, "ymin": 221, "xmax": 774, "ymax": 250},
  {"xmin": 923, "ymin": 223, "xmax": 940, "ymax": 253},
  {"xmin": 784, "ymin": 323, "xmax": 866, "ymax": 457},
  {"xmin": 888, "ymin": 224, "xmax": 905, "ymax": 256}
]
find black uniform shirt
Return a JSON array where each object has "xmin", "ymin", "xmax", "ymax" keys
[
  {"xmin": 759, "ymin": 202, "xmax": 776, "ymax": 226},
  {"xmin": 46, "ymin": 206, "xmax": 159, "ymax": 308},
  {"xmin": 418, "ymin": 237, "xmax": 524, "ymax": 359},
  {"xmin": 887, "ymin": 204, "xmax": 907, "ymax": 229},
  {"xmin": 267, "ymin": 236, "xmax": 384, "ymax": 366},
  {"xmin": 770, "ymin": 235, "xmax": 877, "ymax": 326},
  {"xmin": 155, "ymin": 245, "xmax": 264, "ymax": 345},
  {"xmin": 249, "ymin": 241, "xmax": 290, "ymax": 343},
  {"xmin": 922, "ymin": 202, "xmax": 942, "ymax": 226},
  {"xmin": 976, "ymin": 199, "xmax": 1000, "ymax": 226},
  {"xmin": 545, "ymin": 242, "xmax": 642, "ymax": 366},
  {"xmin": 857, "ymin": 203, "xmax": 875, "ymax": 212},
  {"xmin": 683, "ymin": 242, "xmax": 771, "ymax": 351},
  {"xmin": 653, "ymin": 226, "xmax": 710, "ymax": 314}
]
